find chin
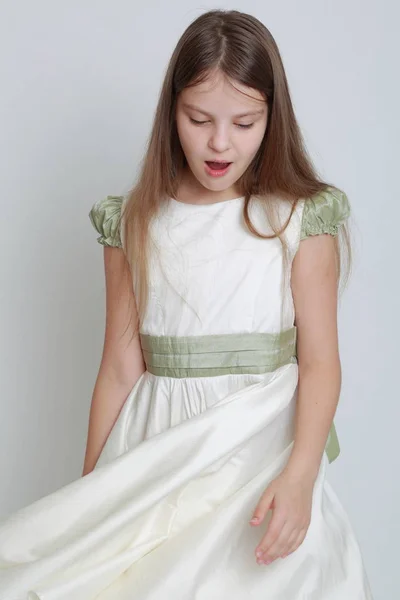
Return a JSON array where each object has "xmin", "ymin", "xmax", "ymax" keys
[{"xmin": 202, "ymin": 180, "xmax": 235, "ymax": 193}]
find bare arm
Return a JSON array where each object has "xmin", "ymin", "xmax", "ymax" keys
[
  {"xmin": 285, "ymin": 233, "xmax": 342, "ymax": 483},
  {"xmin": 82, "ymin": 247, "xmax": 146, "ymax": 476}
]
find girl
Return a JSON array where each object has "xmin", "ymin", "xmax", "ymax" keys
[{"xmin": 0, "ymin": 9, "xmax": 373, "ymax": 599}]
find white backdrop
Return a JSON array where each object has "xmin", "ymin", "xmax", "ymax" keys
[{"xmin": 0, "ymin": 2, "xmax": 397, "ymax": 598}]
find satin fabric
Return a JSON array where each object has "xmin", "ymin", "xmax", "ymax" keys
[
  {"xmin": 0, "ymin": 366, "xmax": 372, "ymax": 599},
  {"xmin": 0, "ymin": 191, "xmax": 373, "ymax": 599},
  {"xmin": 139, "ymin": 327, "xmax": 340, "ymax": 464},
  {"xmin": 299, "ymin": 186, "xmax": 350, "ymax": 240},
  {"xmin": 140, "ymin": 327, "xmax": 298, "ymax": 376}
]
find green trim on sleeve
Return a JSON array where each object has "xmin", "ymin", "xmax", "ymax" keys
[
  {"xmin": 300, "ymin": 186, "xmax": 350, "ymax": 241},
  {"xmin": 89, "ymin": 195, "xmax": 124, "ymax": 248}
]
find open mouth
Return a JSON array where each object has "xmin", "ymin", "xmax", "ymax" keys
[
  {"xmin": 205, "ymin": 161, "xmax": 232, "ymax": 176},
  {"xmin": 206, "ymin": 161, "xmax": 231, "ymax": 169}
]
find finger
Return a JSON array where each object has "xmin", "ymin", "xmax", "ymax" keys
[
  {"xmin": 260, "ymin": 520, "xmax": 295, "ymax": 563},
  {"xmin": 255, "ymin": 511, "xmax": 287, "ymax": 558},
  {"xmin": 279, "ymin": 527, "xmax": 299, "ymax": 557},
  {"xmin": 281, "ymin": 527, "xmax": 307, "ymax": 558},
  {"xmin": 250, "ymin": 489, "xmax": 275, "ymax": 525}
]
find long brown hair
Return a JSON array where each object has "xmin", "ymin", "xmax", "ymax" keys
[{"xmin": 120, "ymin": 9, "xmax": 351, "ymax": 340}]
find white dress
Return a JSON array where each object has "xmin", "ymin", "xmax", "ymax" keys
[{"xmin": 0, "ymin": 188, "xmax": 373, "ymax": 599}]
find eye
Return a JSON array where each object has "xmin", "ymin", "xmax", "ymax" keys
[
  {"xmin": 189, "ymin": 118, "xmax": 254, "ymax": 129},
  {"xmin": 190, "ymin": 118, "xmax": 209, "ymax": 126}
]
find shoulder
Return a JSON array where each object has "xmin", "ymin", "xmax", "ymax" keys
[
  {"xmin": 300, "ymin": 186, "xmax": 350, "ymax": 241},
  {"xmin": 89, "ymin": 195, "xmax": 126, "ymax": 248}
]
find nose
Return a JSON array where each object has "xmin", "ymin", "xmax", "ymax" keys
[{"xmin": 208, "ymin": 124, "xmax": 231, "ymax": 153}]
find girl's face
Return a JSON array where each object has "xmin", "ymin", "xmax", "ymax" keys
[{"xmin": 175, "ymin": 71, "xmax": 268, "ymax": 202}]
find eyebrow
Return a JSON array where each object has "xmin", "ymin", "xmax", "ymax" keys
[{"xmin": 182, "ymin": 103, "xmax": 265, "ymax": 119}]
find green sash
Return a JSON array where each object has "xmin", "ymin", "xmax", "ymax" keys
[{"xmin": 140, "ymin": 327, "xmax": 340, "ymax": 464}]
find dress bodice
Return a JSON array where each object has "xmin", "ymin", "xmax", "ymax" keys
[{"xmin": 89, "ymin": 187, "xmax": 350, "ymax": 338}]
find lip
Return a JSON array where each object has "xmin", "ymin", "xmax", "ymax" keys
[
  {"xmin": 204, "ymin": 161, "xmax": 232, "ymax": 178},
  {"xmin": 206, "ymin": 159, "xmax": 233, "ymax": 164}
]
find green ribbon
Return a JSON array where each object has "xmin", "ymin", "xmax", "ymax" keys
[{"xmin": 140, "ymin": 327, "xmax": 340, "ymax": 463}]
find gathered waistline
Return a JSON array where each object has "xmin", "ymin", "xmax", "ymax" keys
[
  {"xmin": 139, "ymin": 326, "xmax": 340, "ymax": 464},
  {"xmin": 139, "ymin": 327, "xmax": 298, "ymax": 378}
]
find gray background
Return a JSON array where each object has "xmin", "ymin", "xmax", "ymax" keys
[{"xmin": 1, "ymin": 2, "xmax": 398, "ymax": 598}]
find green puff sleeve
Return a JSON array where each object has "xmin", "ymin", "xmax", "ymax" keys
[
  {"xmin": 89, "ymin": 195, "xmax": 124, "ymax": 248},
  {"xmin": 300, "ymin": 186, "xmax": 350, "ymax": 240}
]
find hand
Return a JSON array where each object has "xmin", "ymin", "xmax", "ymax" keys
[{"xmin": 249, "ymin": 469, "xmax": 314, "ymax": 565}]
